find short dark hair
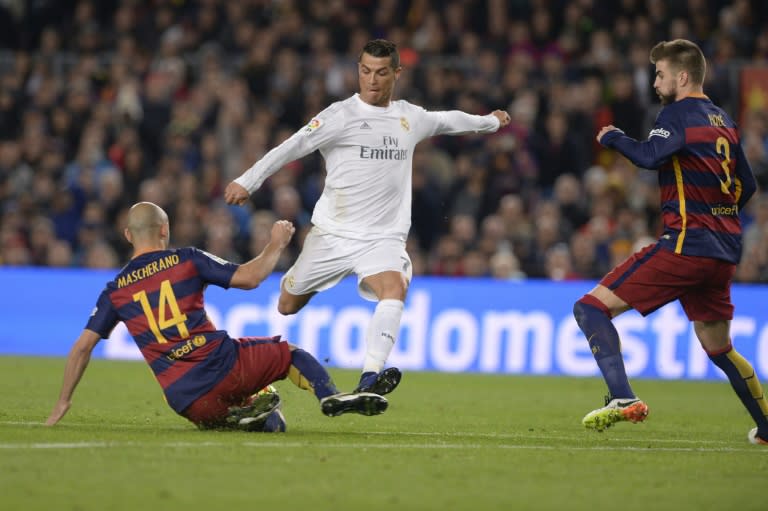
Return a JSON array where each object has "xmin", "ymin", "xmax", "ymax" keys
[
  {"xmin": 359, "ymin": 39, "xmax": 400, "ymax": 69},
  {"xmin": 650, "ymin": 39, "xmax": 706, "ymax": 85}
]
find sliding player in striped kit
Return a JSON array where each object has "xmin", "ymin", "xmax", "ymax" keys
[
  {"xmin": 46, "ymin": 202, "xmax": 388, "ymax": 431},
  {"xmin": 225, "ymin": 39, "xmax": 511, "ymax": 396},
  {"xmin": 573, "ymin": 39, "xmax": 767, "ymax": 445}
]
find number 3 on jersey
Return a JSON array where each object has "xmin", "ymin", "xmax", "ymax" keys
[
  {"xmin": 133, "ymin": 280, "xmax": 189, "ymax": 343},
  {"xmin": 715, "ymin": 136, "xmax": 732, "ymax": 195}
]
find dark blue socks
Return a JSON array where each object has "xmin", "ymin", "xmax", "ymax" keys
[
  {"xmin": 288, "ymin": 348, "xmax": 338, "ymax": 400},
  {"xmin": 573, "ymin": 296, "xmax": 635, "ymax": 399}
]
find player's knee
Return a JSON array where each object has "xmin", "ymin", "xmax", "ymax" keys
[
  {"xmin": 381, "ymin": 277, "xmax": 409, "ymax": 301},
  {"xmin": 277, "ymin": 299, "xmax": 300, "ymax": 315},
  {"xmin": 573, "ymin": 300, "xmax": 587, "ymax": 326},
  {"xmin": 573, "ymin": 297, "xmax": 589, "ymax": 316},
  {"xmin": 277, "ymin": 287, "xmax": 313, "ymax": 315},
  {"xmin": 573, "ymin": 295, "xmax": 609, "ymax": 327}
]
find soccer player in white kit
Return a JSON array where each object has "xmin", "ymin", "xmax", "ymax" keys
[{"xmin": 225, "ymin": 39, "xmax": 511, "ymax": 395}]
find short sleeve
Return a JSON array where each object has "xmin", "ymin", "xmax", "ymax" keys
[
  {"xmin": 187, "ymin": 247, "xmax": 239, "ymax": 289},
  {"xmin": 85, "ymin": 289, "xmax": 120, "ymax": 338}
]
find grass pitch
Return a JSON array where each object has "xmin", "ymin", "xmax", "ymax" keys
[{"xmin": 1, "ymin": 356, "xmax": 766, "ymax": 511}]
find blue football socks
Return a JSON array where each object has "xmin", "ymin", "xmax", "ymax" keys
[
  {"xmin": 574, "ymin": 297, "xmax": 635, "ymax": 399},
  {"xmin": 288, "ymin": 348, "xmax": 338, "ymax": 400}
]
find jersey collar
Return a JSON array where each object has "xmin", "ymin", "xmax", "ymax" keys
[
  {"xmin": 354, "ymin": 93, "xmax": 395, "ymax": 112},
  {"xmin": 680, "ymin": 92, "xmax": 709, "ymax": 100}
]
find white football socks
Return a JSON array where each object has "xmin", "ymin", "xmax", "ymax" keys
[{"xmin": 362, "ymin": 299, "xmax": 404, "ymax": 373}]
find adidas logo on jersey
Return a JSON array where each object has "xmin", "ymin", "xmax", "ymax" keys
[{"xmin": 360, "ymin": 121, "xmax": 372, "ymax": 130}]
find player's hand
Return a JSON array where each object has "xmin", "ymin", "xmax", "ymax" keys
[
  {"xmin": 492, "ymin": 110, "xmax": 511, "ymax": 128},
  {"xmin": 224, "ymin": 182, "xmax": 250, "ymax": 206},
  {"xmin": 596, "ymin": 125, "xmax": 620, "ymax": 144},
  {"xmin": 45, "ymin": 400, "xmax": 71, "ymax": 426},
  {"xmin": 271, "ymin": 220, "xmax": 295, "ymax": 249}
]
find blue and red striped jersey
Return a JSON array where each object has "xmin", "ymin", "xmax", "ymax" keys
[
  {"xmin": 86, "ymin": 247, "xmax": 239, "ymax": 413},
  {"xmin": 602, "ymin": 95, "xmax": 756, "ymax": 264}
]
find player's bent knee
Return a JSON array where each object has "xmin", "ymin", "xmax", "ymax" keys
[
  {"xmin": 572, "ymin": 300, "xmax": 589, "ymax": 325},
  {"xmin": 573, "ymin": 294, "xmax": 610, "ymax": 320},
  {"xmin": 277, "ymin": 294, "xmax": 308, "ymax": 315},
  {"xmin": 277, "ymin": 300, "xmax": 299, "ymax": 315},
  {"xmin": 380, "ymin": 280, "xmax": 408, "ymax": 301}
]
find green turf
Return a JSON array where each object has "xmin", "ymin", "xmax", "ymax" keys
[{"xmin": 1, "ymin": 356, "xmax": 766, "ymax": 511}]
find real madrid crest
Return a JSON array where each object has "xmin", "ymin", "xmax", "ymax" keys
[{"xmin": 400, "ymin": 117, "xmax": 410, "ymax": 132}]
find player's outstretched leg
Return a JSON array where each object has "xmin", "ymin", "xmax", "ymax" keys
[
  {"xmin": 287, "ymin": 347, "xmax": 340, "ymax": 400},
  {"xmin": 287, "ymin": 347, "xmax": 388, "ymax": 417},
  {"xmin": 582, "ymin": 395, "xmax": 649, "ymax": 432},
  {"xmin": 573, "ymin": 297, "xmax": 636, "ymax": 398},
  {"xmin": 354, "ymin": 367, "xmax": 402, "ymax": 395},
  {"xmin": 574, "ymin": 296, "xmax": 646, "ymax": 431},
  {"xmin": 320, "ymin": 392, "xmax": 388, "ymax": 417}
]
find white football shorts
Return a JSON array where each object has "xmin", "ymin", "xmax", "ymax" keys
[{"xmin": 280, "ymin": 227, "xmax": 412, "ymax": 302}]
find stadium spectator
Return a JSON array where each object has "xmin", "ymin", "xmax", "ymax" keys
[
  {"xmin": 462, "ymin": 249, "xmax": 490, "ymax": 277},
  {"xmin": 0, "ymin": 0, "xmax": 765, "ymax": 285},
  {"xmin": 489, "ymin": 248, "xmax": 526, "ymax": 281},
  {"xmin": 569, "ymin": 230, "xmax": 604, "ymax": 280},
  {"xmin": 530, "ymin": 109, "xmax": 590, "ymax": 190}
]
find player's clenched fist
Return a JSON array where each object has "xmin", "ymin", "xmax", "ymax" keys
[
  {"xmin": 492, "ymin": 110, "xmax": 511, "ymax": 127},
  {"xmin": 596, "ymin": 125, "xmax": 621, "ymax": 144},
  {"xmin": 271, "ymin": 220, "xmax": 295, "ymax": 249},
  {"xmin": 224, "ymin": 181, "xmax": 250, "ymax": 205}
]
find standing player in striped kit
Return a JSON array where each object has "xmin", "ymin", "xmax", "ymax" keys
[
  {"xmin": 573, "ymin": 39, "xmax": 767, "ymax": 445},
  {"xmin": 46, "ymin": 202, "xmax": 388, "ymax": 431},
  {"xmin": 225, "ymin": 39, "xmax": 511, "ymax": 395}
]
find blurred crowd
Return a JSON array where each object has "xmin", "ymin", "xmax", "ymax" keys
[{"xmin": 1, "ymin": 0, "xmax": 768, "ymax": 282}]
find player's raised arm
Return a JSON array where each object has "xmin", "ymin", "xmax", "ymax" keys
[
  {"xmin": 229, "ymin": 220, "xmax": 296, "ymax": 290},
  {"xmin": 222, "ymin": 132, "xmax": 312, "ymax": 205},
  {"xmin": 45, "ymin": 329, "xmax": 101, "ymax": 426},
  {"xmin": 598, "ymin": 113, "xmax": 685, "ymax": 170},
  {"xmin": 422, "ymin": 108, "xmax": 509, "ymax": 137},
  {"xmin": 224, "ymin": 109, "xmax": 344, "ymax": 206}
]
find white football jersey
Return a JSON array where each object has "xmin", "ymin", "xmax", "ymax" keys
[{"xmin": 235, "ymin": 93, "xmax": 500, "ymax": 241}]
